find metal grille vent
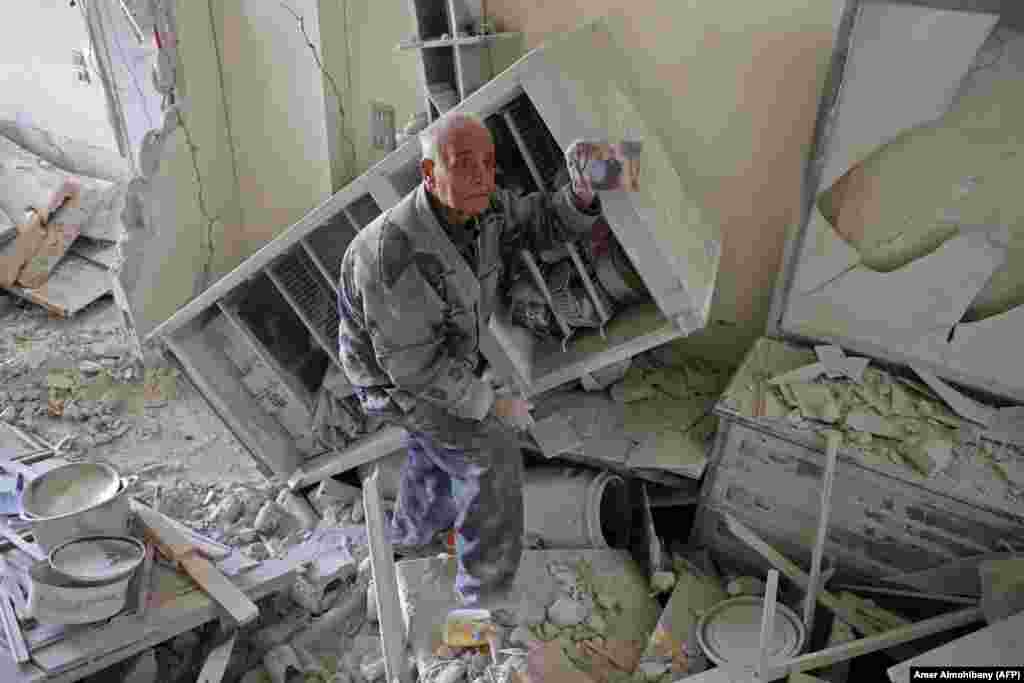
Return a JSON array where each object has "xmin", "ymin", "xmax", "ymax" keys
[
  {"xmin": 273, "ymin": 248, "xmax": 340, "ymax": 355},
  {"xmin": 505, "ymin": 95, "xmax": 566, "ymax": 190},
  {"xmin": 306, "ymin": 213, "xmax": 356, "ymax": 284}
]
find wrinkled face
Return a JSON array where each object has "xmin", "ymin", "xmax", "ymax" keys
[{"xmin": 422, "ymin": 121, "xmax": 496, "ymax": 221}]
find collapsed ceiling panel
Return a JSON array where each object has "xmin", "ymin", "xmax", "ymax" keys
[
  {"xmin": 784, "ymin": 226, "xmax": 1007, "ymax": 350},
  {"xmin": 817, "ymin": 3, "xmax": 997, "ymax": 192},
  {"xmin": 822, "ymin": 27, "xmax": 1024, "ymax": 323}
]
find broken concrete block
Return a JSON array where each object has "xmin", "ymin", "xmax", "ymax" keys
[
  {"xmin": 214, "ymin": 497, "xmax": 244, "ymax": 526},
  {"xmin": 434, "ymin": 660, "xmax": 467, "ymax": 683},
  {"xmin": 310, "ymin": 478, "xmax": 361, "ymax": 514},
  {"xmin": 254, "ymin": 501, "xmax": 285, "ymax": 534},
  {"xmin": 277, "ymin": 490, "xmax": 320, "ymax": 531},
  {"xmin": 349, "ymin": 496, "xmax": 365, "ymax": 524}
]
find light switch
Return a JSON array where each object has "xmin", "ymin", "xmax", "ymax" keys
[{"xmin": 370, "ymin": 102, "xmax": 396, "ymax": 151}]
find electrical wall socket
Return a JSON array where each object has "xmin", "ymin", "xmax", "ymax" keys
[{"xmin": 370, "ymin": 102, "xmax": 396, "ymax": 152}]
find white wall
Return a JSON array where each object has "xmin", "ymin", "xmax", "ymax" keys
[{"xmin": 0, "ymin": 0, "xmax": 119, "ymax": 152}]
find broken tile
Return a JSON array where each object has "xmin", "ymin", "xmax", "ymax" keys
[
  {"xmin": 910, "ymin": 364, "xmax": 995, "ymax": 427},
  {"xmin": 845, "ymin": 410, "xmax": 901, "ymax": 439},
  {"xmin": 789, "ymin": 383, "xmax": 840, "ymax": 423},
  {"xmin": 815, "ymin": 345, "xmax": 848, "ymax": 378},
  {"xmin": 768, "ymin": 362, "xmax": 827, "ymax": 386}
]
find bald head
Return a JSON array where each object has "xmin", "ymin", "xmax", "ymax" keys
[
  {"xmin": 419, "ymin": 112, "xmax": 489, "ymax": 170},
  {"xmin": 420, "ymin": 113, "xmax": 496, "ymax": 223}
]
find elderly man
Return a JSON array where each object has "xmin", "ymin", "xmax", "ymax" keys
[{"xmin": 336, "ymin": 112, "xmax": 603, "ymax": 605}]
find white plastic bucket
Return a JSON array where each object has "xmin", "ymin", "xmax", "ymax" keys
[{"xmin": 522, "ymin": 467, "xmax": 628, "ymax": 549}]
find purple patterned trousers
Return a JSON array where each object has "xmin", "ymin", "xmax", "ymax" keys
[{"xmin": 388, "ymin": 405, "xmax": 524, "ymax": 605}]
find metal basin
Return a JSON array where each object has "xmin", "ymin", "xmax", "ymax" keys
[{"xmin": 21, "ymin": 462, "xmax": 121, "ymax": 519}]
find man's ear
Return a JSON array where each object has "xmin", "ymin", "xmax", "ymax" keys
[{"xmin": 421, "ymin": 159, "xmax": 435, "ymax": 190}]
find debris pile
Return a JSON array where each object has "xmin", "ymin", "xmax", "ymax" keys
[{"xmin": 722, "ymin": 339, "xmax": 1023, "ymax": 500}]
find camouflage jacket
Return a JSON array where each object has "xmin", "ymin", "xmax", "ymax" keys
[{"xmin": 337, "ymin": 182, "xmax": 602, "ymax": 421}]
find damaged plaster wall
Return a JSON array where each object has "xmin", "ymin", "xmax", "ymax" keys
[
  {"xmin": 780, "ymin": 11, "xmax": 1024, "ymax": 399},
  {"xmin": 130, "ymin": 0, "xmax": 333, "ymax": 337},
  {"xmin": 317, "ymin": 0, "xmax": 425, "ymax": 190},
  {"xmin": 0, "ymin": 1, "xmax": 120, "ymax": 153}
]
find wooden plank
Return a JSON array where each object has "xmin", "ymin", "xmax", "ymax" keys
[
  {"xmin": 134, "ymin": 502, "xmax": 259, "ymax": 626},
  {"xmin": 804, "ymin": 430, "xmax": 841, "ymax": 635},
  {"xmin": 758, "ymin": 570, "xmax": 781, "ymax": 680},
  {"xmin": 363, "ymin": 468, "xmax": 413, "ymax": 683},
  {"xmin": 2, "ymin": 253, "xmax": 112, "ymax": 318},
  {"xmin": 764, "ymin": 607, "xmax": 983, "ymax": 680},
  {"xmin": 722, "ymin": 513, "xmax": 906, "ymax": 638},
  {"xmin": 887, "ymin": 609, "xmax": 1024, "ymax": 683},
  {"xmin": 30, "ymin": 556, "xmax": 298, "ymax": 680},
  {"xmin": 196, "ymin": 631, "xmax": 237, "ymax": 683},
  {"xmin": 287, "ymin": 426, "xmax": 408, "ymax": 490},
  {"xmin": 164, "ymin": 327, "xmax": 303, "ymax": 477},
  {"xmin": 830, "ymin": 584, "xmax": 979, "ymax": 606},
  {"xmin": 880, "ymin": 552, "xmax": 1016, "ymax": 597},
  {"xmin": 0, "ymin": 587, "xmax": 29, "ymax": 664}
]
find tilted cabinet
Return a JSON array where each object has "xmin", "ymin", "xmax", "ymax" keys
[{"xmin": 145, "ymin": 22, "xmax": 723, "ymax": 489}]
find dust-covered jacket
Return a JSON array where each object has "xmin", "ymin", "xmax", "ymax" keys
[{"xmin": 337, "ymin": 182, "xmax": 602, "ymax": 421}]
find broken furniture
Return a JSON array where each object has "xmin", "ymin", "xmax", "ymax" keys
[
  {"xmin": 399, "ymin": 0, "xmax": 520, "ymax": 121},
  {"xmin": 0, "ymin": 447, "xmax": 356, "ymax": 681},
  {"xmin": 695, "ymin": 0, "xmax": 1024, "ymax": 589},
  {"xmin": 0, "ymin": 129, "xmax": 127, "ymax": 318},
  {"xmin": 143, "ymin": 20, "xmax": 722, "ymax": 492}
]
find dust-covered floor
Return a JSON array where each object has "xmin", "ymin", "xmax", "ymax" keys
[
  {"xmin": 0, "ymin": 292, "xmax": 263, "ymax": 485},
  {"xmin": 1, "ymin": 292, "xmax": 391, "ymax": 683}
]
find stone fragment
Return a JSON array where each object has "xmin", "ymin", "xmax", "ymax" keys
[
  {"xmin": 349, "ymin": 496, "xmax": 365, "ymax": 523},
  {"xmin": 254, "ymin": 501, "xmax": 284, "ymax": 534},
  {"xmin": 436, "ymin": 660, "xmax": 468, "ymax": 683}
]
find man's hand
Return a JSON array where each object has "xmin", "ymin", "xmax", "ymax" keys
[
  {"xmin": 564, "ymin": 140, "xmax": 597, "ymax": 210},
  {"xmin": 492, "ymin": 396, "xmax": 534, "ymax": 431}
]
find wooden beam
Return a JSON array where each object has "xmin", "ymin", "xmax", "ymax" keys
[
  {"xmin": 722, "ymin": 513, "xmax": 903, "ymax": 638},
  {"xmin": 363, "ymin": 468, "xmax": 413, "ymax": 683},
  {"xmin": 758, "ymin": 570, "xmax": 781, "ymax": 680},
  {"xmin": 803, "ymin": 431, "xmax": 841, "ymax": 635},
  {"xmin": 287, "ymin": 426, "xmax": 408, "ymax": 490},
  {"xmin": 772, "ymin": 607, "xmax": 982, "ymax": 681},
  {"xmin": 830, "ymin": 584, "xmax": 979, "ymax": 606}
]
